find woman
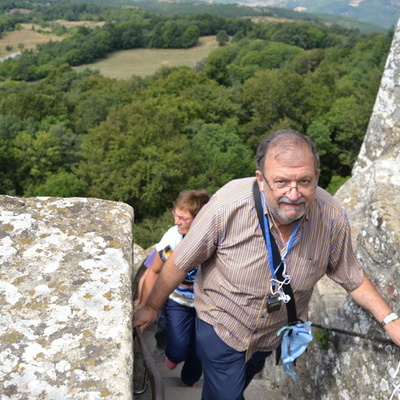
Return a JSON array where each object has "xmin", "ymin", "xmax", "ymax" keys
[{"xmin": 136, "ymin": 189, "xmax": 209, "ymax": 387}]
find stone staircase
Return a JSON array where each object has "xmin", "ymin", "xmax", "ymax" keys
[{"xmin": 133, "ymin": 324, "xmax": 285, "ymax": 400}]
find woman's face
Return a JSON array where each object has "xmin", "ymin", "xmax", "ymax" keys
[{"xmin": 172, "ymin": 207, "xmax": 194, "ymax": 235}]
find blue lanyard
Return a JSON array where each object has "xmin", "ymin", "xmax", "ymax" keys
[{"xmin": 261, "ymin": 195, "xmax": 300, "ymax": 278}]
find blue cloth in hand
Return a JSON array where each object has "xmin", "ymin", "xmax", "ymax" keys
[{"xmin": 277, "ymin": 321, "xmax": 313, "ymax": 381}]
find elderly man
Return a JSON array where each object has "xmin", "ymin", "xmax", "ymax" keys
[{"xmin": 134, "ymin": 129, "xmax": 400, "ymax": 400}]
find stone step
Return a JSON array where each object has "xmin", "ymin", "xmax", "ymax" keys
[{"xmin": 134, "ymin": 325, "xmax": 285, "ymax": 400}]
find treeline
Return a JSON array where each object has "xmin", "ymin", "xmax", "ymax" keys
[
  {"xmin": 0, "ymin": 8, "xmax": 393, "ymax": 247},
  {"xmin": 132, "ymin": 0, "xmax": 264, "ymax": 18},
  {"xmin": 0, "ymin": 11, "xmax": 250, "ymax": 80},
  {"xmin": 136, "ymin": 2, "xmax": 387, "ymax": 33},
  {"xmin": 0, "ymin": 5, "xmax": 363, "ymax": 81}
]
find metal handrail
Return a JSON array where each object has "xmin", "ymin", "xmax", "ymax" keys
[
  {"xmin": 312, "ymin": 322, "xmax": 395, "ymax": 344},
  {"xmin": 133, "ymin": 326, "xmax": 165, "ymax": 400}
]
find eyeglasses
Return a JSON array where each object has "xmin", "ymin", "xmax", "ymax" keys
[
  {"xmin": 170, "ymin": 209, "xmax": 194, "ymax": 223},
  {"xmin": 262, "ymin": 173, "xmax": 316, "ymax": 192}
]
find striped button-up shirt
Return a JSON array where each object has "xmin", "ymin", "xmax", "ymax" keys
[{"xmin": 174, "ymin": 177, "xmax": 364, "ymax": 357}]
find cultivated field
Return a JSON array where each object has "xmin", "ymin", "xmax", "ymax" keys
[{"xmin": 74, "ymin": 36, "xmax": 219, "ymax": 79}]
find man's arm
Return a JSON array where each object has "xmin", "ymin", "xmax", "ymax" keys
[
  {"xmin": 133, "ymin": 252, "xmax": 187, "ymax": 332},
  {"xmin": 349, "ymin": 275, "xmax": 400, "ymax": 345}
]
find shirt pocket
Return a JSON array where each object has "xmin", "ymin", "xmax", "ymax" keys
[{"xmin": 286, "ymin": 256, "xmax": 327, "ymax": 293}]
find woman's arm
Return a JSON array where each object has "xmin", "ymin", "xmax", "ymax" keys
[{"xmin": 138, "ymin": 252, "xmax": 165, "ymax": 308}]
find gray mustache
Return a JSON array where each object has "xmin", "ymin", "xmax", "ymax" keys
[{"xmin": 278, "ymin": 198, "xmax": 306, "ymax": 205}]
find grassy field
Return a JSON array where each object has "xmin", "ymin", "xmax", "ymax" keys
[
  {"xmin": 0, "ymin": 27, "xmax": 63, "ymax": 58},
  {"xmin": 0, "ymin": 22, "xmax": 219, "ymax": 79},
  {"xmin": 0, "ymin": 20, "xmax": 106, "ymax": 58},
  {"xmin": 74, "ymin": 36, "xmax": 219, "ymax": 79},
  {"xmin": 53, "ymin": 20, "xmax": 105, "ymax": 28}
]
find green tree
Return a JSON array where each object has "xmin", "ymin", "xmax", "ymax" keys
[
  {"xmin": 236, "ymin": 41, "xmax": 303, "ymax": 70},
  {"xmin": 232, "ymin": 30, "xmax": 245, "ymax": 42},
  {"xmin": 134, "ymin": 211, "xmax": 174, "ymax": 249},
  {"xmin": 325, "ymin": 96, "xmax": 368, "ymax": 173},
  {"xmin": 270, "ymin": 23, "xmax": 324, "ymax": 50},
  {"xmin": 12, "ymin": 130, "xmax": 61, "ymax": 192},
  {"xmin": 288, "ymin": 48, "xmax": 325, "ymax": 74},
  {"xmin": 120, "ymin": 21, "xmax": 145, "ymax": 49},
  {"xmin": 180, "ymin": 25, "xmax": 200, "ymax": 48},
  {"xmin": 306, "ymin": 119, "xmax": 332, "ymax": 158},
  {"xmin": 186, "ymin": 119, "xmax": 253, "ymax": 193},
  {"xmin": 161, "ymin": 21, "xmax": 181, "ymax": 48},
  {"xmin": 216, "ymin": 30, "xmax": 229, "ymax": 46},
  {"xmin": 44, "ymin": 121, "xmax": 82, "ymax": 170},
  {"xmin": 306, "ymin": 119, "xmax": 334, "ymax": 187},
  {"xmin": 0, "ymin": 87, "xmax": 67, "ymax": 121},
  {"xmin": 241, "ymin": 69, "xmax": 308, "ymax": 140},
  {"xmin": 0, "ymin": 114, "xmax": 26, "ymax": 194},
  {"xmin": 76, "ymin": 97, "xmax": 192, "ymax": 220},
  {"xmin": 144, "ymin": 68, "xmax": 241, "ymax": 124},
  {"xmin": 203, "ymin": 44, "xmax": 239, "ymax": 85},
  {"xmin": 25, "ymin": 171, "xmax": 83, "ymax": 197}
]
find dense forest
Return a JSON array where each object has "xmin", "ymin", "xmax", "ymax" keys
[{"xmin": 0, "ymin": 2, "xmax": 394, "ymax": 247}]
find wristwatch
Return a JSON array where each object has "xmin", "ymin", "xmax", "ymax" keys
[{"xmin": 381, "ymin": 312, "xmax": 399, "ymax": 327}]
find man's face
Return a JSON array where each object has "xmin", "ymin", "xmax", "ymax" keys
[
  {"xmin": 172, "ymin": 207, "xmax": 194, "ymax": 235},
  {"xmin": 256, "ymin": 145, "xmax": 320, "ymax": 226}
]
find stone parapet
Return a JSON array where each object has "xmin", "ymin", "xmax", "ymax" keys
[{"xmin": 0, "ymin": 196, "xmax": 134, "ymax": 400}]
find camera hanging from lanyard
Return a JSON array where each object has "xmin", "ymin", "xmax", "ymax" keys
[{"xmin": 266, "ymin": 295, "xmax": 282, "ymax": 313}]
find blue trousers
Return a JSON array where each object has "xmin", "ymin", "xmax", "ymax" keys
[
  {"xmin": 196, "ymin": 317, "xmax": 271, "ymax": 400},
  {"xmin": 163, "ymin": 298, "xmax": 202, "ymax": 385}
]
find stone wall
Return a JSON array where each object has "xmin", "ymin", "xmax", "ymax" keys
[
  {"xmin": 262, "ymin": 18, "xmax": 400, "ymax": 400},
  {"xmin": 0, "ymin": 196, "xmax": 134, "ymax": 400}
]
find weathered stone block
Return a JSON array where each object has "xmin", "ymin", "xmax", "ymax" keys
[{"xmin": 0, "ymin": 196, "xmax": 134, "ymax": 400}]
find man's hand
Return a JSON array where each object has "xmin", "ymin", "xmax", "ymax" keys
[
  {"xmin": 133, "ymin": 253, "xmax": 187, "ymax": 332},
  {"xmin": 384, "ymin": 319, "xmax": 400, "ymax": 346},
  {"xmin": 349, "ymin": 275, "xmax": 400, "ymax": 347},
  {"xmin": 133, "ymin": 305, "xmax": 158, "ymax": 332}
]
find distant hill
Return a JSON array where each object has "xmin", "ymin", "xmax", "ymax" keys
[
  {"xmin": 21, "ymin": 0, "xmax": 391, "ymax": 32},
  {"xmin": 175, "ymin": 0, "xmax": 400, "ymax": 29},
  {"xmin": 131, "ymin": 0, "xmax": 387, "ymax": 33},
  {"xmin": 19, "ymin": 0, "xmax": 391, "ymax": 32}
]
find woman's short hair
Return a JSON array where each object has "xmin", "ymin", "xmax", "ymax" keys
[{"xmin": 175, "ymin": 190, "xmax": 210, "ymax": 218}]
